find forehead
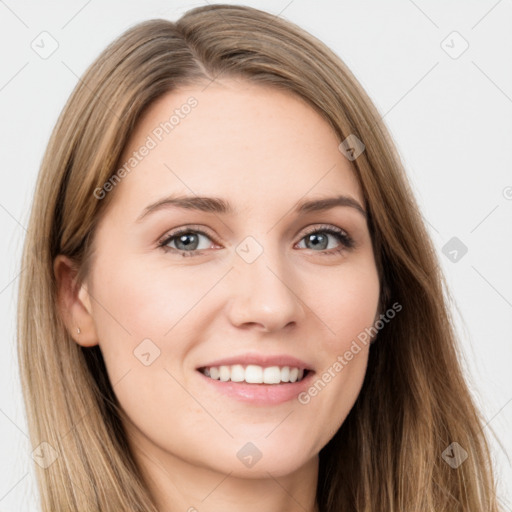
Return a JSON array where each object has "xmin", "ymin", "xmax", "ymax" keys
[{"xmin": 110, "ymin": 79, "xmax": 363, "ymax": 217}]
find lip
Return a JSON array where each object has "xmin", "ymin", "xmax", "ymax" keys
[
  {"xmin": 197, "ymin": 368, "xmax": 315, "ymax": 406},
  {"xmin": 196, "ymin": 353, "xmax": 313, "ymax": 371}
]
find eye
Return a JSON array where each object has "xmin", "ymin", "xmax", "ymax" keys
[
  {"xmin": 296, "ymin": 225, "xmax": 354, "ymax": 255},
  {"xmin": 158, "ymin": 224, "xmax": 354, "ymax": 258},
  {"xmin": 158, "ymin": 226, "xmax": 216, "ymax": 257}
]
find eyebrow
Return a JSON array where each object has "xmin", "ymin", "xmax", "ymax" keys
[{"xmin": 136, "ymin": 193, "xmax": 367, "ymax": 222}]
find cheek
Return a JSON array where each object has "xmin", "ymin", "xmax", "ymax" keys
[
  {"xmin": 86, "ymin": 256, "xmax": 202, "ymax": 452},
  {"xmin": 89, "ymin": 253, "xmax": 211, "ymax": 343},
  {"xmin": 85, "ymin": 256, "xmax": 191, "ymax": 398},
  {"xmin": 296, "ymin": 262, "xmax": 379, "ymax": 447},
  {"xmin": 309, "ymin": 261, "xmax": 381, "ymax": 353},
  {"xmin": 85, "ymin": 254, "xmax": 220, "ymax": 425}
]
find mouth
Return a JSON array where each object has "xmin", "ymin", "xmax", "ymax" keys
[{"xmin": 198, "ymin": 364, "xmax": 311, "ymax": 384}]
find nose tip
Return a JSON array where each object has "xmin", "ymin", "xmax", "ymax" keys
[{"xmin": 226, "ymin": 257, "xmax": 305, "ymax": 333}]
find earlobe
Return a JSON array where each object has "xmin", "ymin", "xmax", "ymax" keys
[{"xmin": 53, "ymin": 255, "xmax": 99, "ymax": 347}]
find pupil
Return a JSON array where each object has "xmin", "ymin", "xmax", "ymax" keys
[
  {"xmin": 308, "ymin": 233, "xmax": 327, "ymax": 250},
  {"xmin": 177, "ymin": 233, "xmax": 198, "ymax": 251}
]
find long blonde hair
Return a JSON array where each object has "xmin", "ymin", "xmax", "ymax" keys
[{"xmin": 17, "ymin": 4, "xmax": 502, "ymax": 511}]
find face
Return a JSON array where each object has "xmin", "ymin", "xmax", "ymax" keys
[{"xmin": 71, "ymin": 79, "xmax": 380, "ymax": 478}]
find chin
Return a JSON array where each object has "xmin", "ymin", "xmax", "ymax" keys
[{"xmin": 205, "ymin": 439, "xmax": 316, "ymax": 478}]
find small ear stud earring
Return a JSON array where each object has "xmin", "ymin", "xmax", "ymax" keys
[{"xmin": 76, "ymin": 327, "xmax": 81, "ymax": 335}]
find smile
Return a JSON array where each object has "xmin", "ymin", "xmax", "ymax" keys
[{"xmin": 199, "ymin": 364, "xmax": 309, "ymax": 384}]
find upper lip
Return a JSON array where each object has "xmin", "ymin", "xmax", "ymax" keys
[{"xmin": 197, "ymin": 353, "xmax": 314, "ymax": 371}]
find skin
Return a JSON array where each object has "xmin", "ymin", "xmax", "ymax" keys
[{"xmin": 54, "ymin": 78, "xmax": 380, "ymax": 512}]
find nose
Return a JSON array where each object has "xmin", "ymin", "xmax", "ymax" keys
[{"xmin": 226, "ymin": 246, "xmax": 306, "ymax": 333}]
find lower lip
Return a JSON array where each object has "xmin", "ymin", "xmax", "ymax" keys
[{"xmin": 196, "ymin": 370, "xmax": 315, "ymax": 405}]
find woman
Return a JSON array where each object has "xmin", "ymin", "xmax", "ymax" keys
[{"xmin": 17, "ymin": 4, "xmax": 503, "ymax": 511}]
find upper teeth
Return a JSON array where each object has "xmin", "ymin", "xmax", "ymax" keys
[{"xmin": 201, "ymin": 365, "xmax": 306, "ymax": 384}]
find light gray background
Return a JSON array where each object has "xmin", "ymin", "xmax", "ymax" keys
[{"xmin": 1, "ymin": 1, "xmax": 511, "ymax": 510}]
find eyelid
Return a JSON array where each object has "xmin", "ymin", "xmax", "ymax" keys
[
  {"xmin": 157, "ymin": 224, "xmax": 218, "ymax": 247},
  {"xmin": 300, "ymin": 223, "xmax": 348, "ymax": 237}
]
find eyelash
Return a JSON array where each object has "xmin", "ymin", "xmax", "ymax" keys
[{"xmin": 157, "ymin": 224, "xmax": 354, "ymax": 258}]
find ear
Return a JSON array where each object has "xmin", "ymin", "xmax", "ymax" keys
[{"xmin": 53, "ymin": 254, "xmax": 99, "ymax": 347}]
